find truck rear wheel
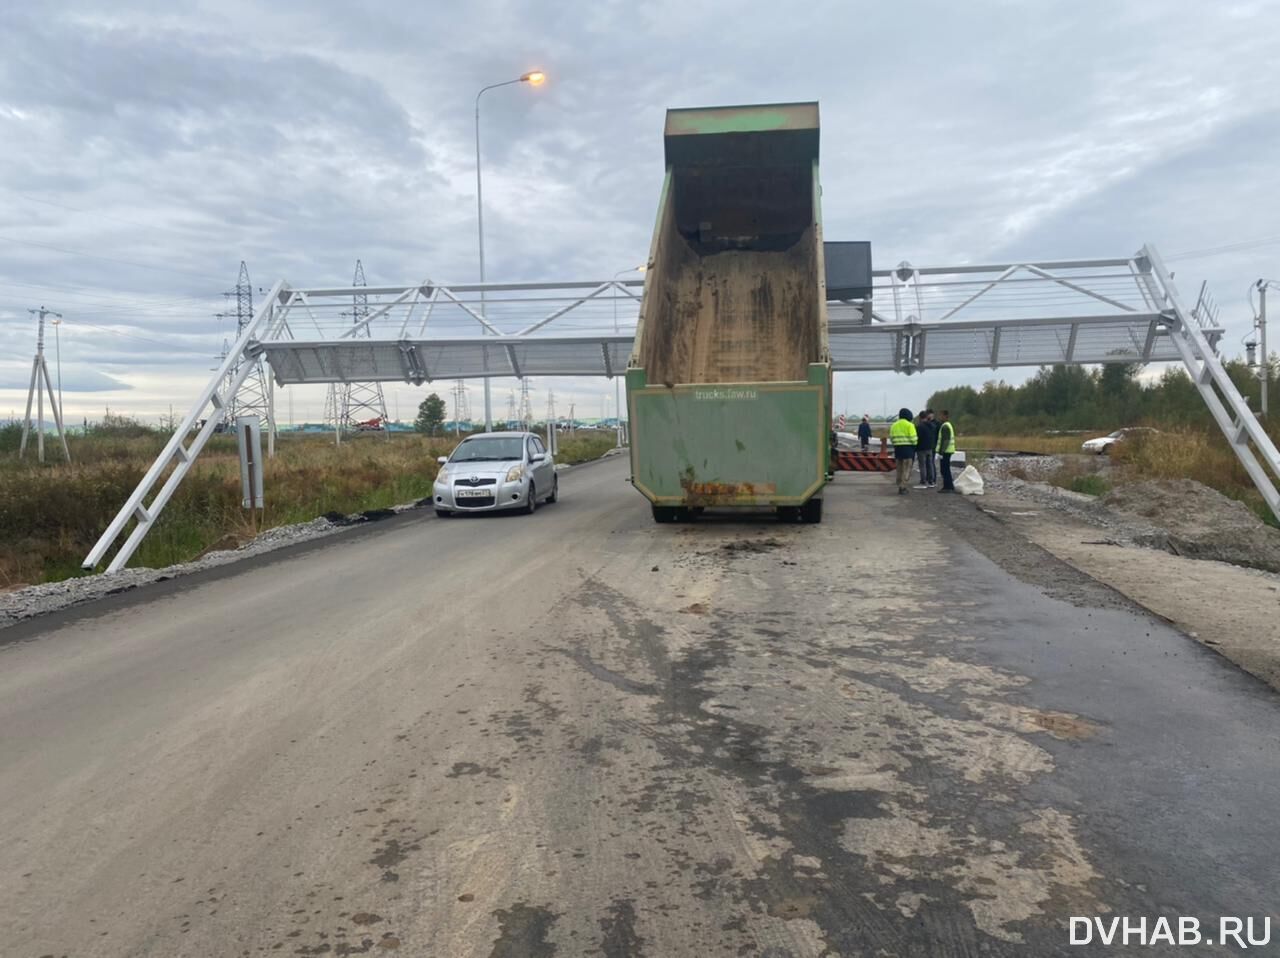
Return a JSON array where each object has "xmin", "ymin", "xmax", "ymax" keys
[
  {"xmin": 800, "ymin": 497, "xmax": 823, "ymax": 523},
  {"xmin": 652, "ymin": 505, "xmax": 680, "ymax": 523}
]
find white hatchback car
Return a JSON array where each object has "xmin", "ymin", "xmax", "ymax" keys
[
  {"xmin": 1081, "ymin": 427, "xmax": 1157, "ymax": 455},
  {"xmin": 432, "ymin": 431, "xmax": 557, "ymax": 517}
]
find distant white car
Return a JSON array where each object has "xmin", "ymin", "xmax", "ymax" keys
[{"xmin": 1081, "ymin": 427, "xmax": 1157, "ymax": 455}]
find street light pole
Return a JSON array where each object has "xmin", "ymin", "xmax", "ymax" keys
[
  {"xmin": 1259, "ymin": 281, "xmax": 1270, "ymax": 418},
  {"xmin": 51, "ymin": 317, "xmax": 62, "ymax": 414},
  {"xmin": 474, "ymin": 70, "xmax": 545, "ymax": 432}
]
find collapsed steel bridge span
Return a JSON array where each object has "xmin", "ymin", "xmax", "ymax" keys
[{"xmin": 82, "ymin": 244, "xmax": 1279, "ymax": 573}]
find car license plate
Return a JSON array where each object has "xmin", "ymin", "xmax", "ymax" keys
[{"xmin": 455, "ymin": 488, "xmax": 490, "ymax": 498}]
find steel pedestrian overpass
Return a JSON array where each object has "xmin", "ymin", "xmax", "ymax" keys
[{"xmin": 83, "ymin": 244, "xmax": 1280, "ymax": 573}]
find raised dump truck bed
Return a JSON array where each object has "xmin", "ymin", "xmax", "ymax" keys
[{"xmin": 627, "ymin": 102, "xmax": 832, "ymax": 523}]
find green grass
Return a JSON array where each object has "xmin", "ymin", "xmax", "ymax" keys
[{"xmin": 1059, "ymin": 473, "xmax": 1112, "ymax": 497}]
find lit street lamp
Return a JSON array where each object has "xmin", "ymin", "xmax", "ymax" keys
[
  {"xmin": 475, "ymin": 70, "xmax": 546, "ymax": 432},
  {"xmin": 612, "ymin": 265, "xmax": 645, "ymax": 447}
]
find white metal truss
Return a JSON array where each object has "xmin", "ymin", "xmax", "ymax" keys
[{"xmin": 82, "ymin": 245, "xmax": 1280, "ymax": 573}]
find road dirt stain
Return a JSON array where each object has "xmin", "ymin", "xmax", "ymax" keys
[
  {"xmin": 446, "ymin": 761, "xmax": 502, "ymax": 779},
  {"xmin": 966, "ymin": 700, "xmax": 1103, "ymax": 742},
  {"xmin": 488, "ymin": 902, "xmax": 559, "ymax": 957},
  {"xmin": 597, "ymin": 898, "xmax": 645, "ymax": 956},
  {"xmin": 369, "ymin": 838, "xmax": 420, "ymax": 883},
  {"xmin": 1028, "ymin": 710, "xmax": 1100, "ymax": 740}
]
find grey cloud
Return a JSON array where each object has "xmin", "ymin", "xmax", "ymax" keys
[
  {"xmin": 0, "ymin": 362, "xmax": 129, "ymax": 392},
  {"xmin": 1, "ymin": 0, "xmax": 1279, "ymax": 422}
]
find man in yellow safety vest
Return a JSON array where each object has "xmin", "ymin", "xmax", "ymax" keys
[
  {"xmin": 888, "ymin": 408, "xmax": 918, "ymax": 495},
  {"xmin": 936, "ymin": 409, "xmax": 957, "ymax": 493}
]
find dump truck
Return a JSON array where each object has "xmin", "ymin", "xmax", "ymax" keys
[{"xmin": 626, "ymin": 102, "xmax": 831, "ymax": 523}]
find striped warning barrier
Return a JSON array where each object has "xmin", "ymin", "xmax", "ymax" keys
[{"xmin": 833, "ymin": 450, "xmax": 895, "ymax": 472}]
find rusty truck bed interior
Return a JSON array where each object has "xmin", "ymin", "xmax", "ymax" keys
[{"xmin": 633, "ymin": 103, "xmax": 826, "ymax": 386}]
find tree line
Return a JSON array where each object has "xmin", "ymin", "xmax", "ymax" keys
[{"xmin": 925, "ymin": 359, "xmax": 1278, "ymax": 433}]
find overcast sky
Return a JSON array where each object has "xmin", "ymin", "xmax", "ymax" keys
[{"xmin": 2, "ymin": 0, "xmax": 1279, "ymax": 426}]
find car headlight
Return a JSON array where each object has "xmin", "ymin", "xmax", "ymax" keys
[{"xmin": 505, "ymin": 464, "xmax": 525, "ymax": 482}]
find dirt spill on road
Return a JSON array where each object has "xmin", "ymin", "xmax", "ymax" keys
[
  {"xmin": 546, "ymin": 522, "xmax": 1108, "ymax": 952},
  {"xmin": 488, "ymin": 902, "xmax": 559, "ymax": 957}
]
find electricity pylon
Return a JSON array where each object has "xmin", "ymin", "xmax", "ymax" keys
[
  {"xmin": 19, "ymin": 306, "xmax": 71, "ymax": 463},
  {"xmin": 221, "ymin": 261, "xmax": 274, "ymax": 451},
  {"xmin": 518, "ymin": 379, "xmax": 533, "ymax": 430},
  {"xmin": 324, "ymin": 260, "xmax": 389, "ymax": 436}
]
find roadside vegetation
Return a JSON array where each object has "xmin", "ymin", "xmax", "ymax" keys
[
  {"xmin": 922, "ymin": 361, "xmax": 1280, "ymax": 527},
  {"xmin": 0, "ymin": 419, "xmax": 616, "ymax": 589}
]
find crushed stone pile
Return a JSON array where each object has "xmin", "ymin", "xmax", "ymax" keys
[{"xmin": 1101, "ymin": 480, "xmax": 1280, "ymax": 574}]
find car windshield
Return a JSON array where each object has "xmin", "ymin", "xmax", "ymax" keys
[
  {"xmin": 450, "ymin": 437, "xmax": 525, "ymax": 462},
  {"xmin": 1107, "ymin": 430, "xmax": 1125, "ymax": 438}
]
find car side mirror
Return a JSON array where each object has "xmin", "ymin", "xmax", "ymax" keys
[
  {"xmin": 530, "ymin": 453, "xmax": 546, "ymax": 463},
  {"xmin": 437, "ymin": 456, "xmax": 448, "ymax": 465}
]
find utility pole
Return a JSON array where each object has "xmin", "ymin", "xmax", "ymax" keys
[
  {"xmin": 545, "ymin": 390, "xmax": 557, "ymax": 455},
  {"xmin": 20, "ymin": 307, "xmax": 71, "ymax": 463}
]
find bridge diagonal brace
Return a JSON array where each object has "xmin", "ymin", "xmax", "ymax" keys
[
  {"xmin": 516, "ymin": 282, "xmax": 614, "ymax": 336},
  {"xmin": 1139, "ymin": 245, "xmax": 1280, "ymax": 520},
  {"xmin": 437, "ymin": 286, "xmax": 501, "ymax": 335},
  {"xmin": 1023, "ymin": 264, "xmax": 1137, "ymax": 313},
  {"xmin": 341, "ymin": 286, "xmax": 417, "ymax": 339},
  {"xmin": 82, "ymin": 281, "xmax": 288, "ymax": 573}
]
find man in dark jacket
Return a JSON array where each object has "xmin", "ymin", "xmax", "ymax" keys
[
  {"xmin": 857, "ymin": 415, "xmax": 872, "ymax": 451},
  {"xmin": 914, "ymin": 410, "xmax": 937, "ymax": 488}
]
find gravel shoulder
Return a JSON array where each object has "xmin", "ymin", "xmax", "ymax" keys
[{"xmin": 974, "ymin": 460, "xmax": 1280, "ymax": 692}]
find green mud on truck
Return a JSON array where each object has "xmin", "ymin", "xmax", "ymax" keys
[{"xmin": 626, "ymin": 102, "xmax": 832, "ymax": 523}]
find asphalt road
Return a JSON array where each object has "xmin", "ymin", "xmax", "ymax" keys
[{"xmin": 2, "ymin": 456, "xmax": 1278, "ymax": 957}]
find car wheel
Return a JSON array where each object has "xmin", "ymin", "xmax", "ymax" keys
[
  {"xmin": 1100, "ymin": 443, "xmax": 1112, "ymax": 456},
  {"xmin": 524, "ymin": 482, "xmax": 537, "ymax": 515},
  {"xmin": 547, "ymin": 476, "xmax": 558, "ymax": 503}
]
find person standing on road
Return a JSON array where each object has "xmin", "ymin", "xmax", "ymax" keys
[
  {"xmin": 915, "ymin": 410, "xmax": 937, "ymax": 489},
  {"xmin": 936, "ymin": 410, "xmax": 957, "ymax": 493},
  {"xmin": 889, "ymin": 408, "xmax": 918, "ymax": 495},
  {"xmin": 857, "ymin": 415, "xmax": 872, "ymax": 451}
]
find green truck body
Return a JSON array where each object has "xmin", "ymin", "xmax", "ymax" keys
[{"xmin": 626, "ymin": 102, "xmax": 832, "ymax": 522}]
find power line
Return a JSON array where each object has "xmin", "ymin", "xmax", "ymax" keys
[
  {"xmin": 1166, "ymin": 235, "xmax": 1280, "ymax": 262},
  {"xmin": 1, "ymin": 189, "xmax": 207, "ymax": 237},
  {"xmin": 0, "ymin": 234, "xmax": 225, "ymax": 281},
  {"xmin": 28, "ymin": 318, "xmax": 216, "ymax": 357},
  {"xmin": 0, "ymin": 278, "xmax": 221, "ymax": 305}
]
